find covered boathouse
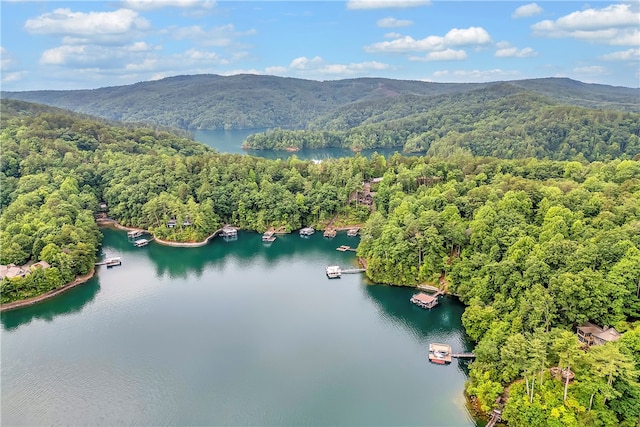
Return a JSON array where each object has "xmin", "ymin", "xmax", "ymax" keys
[{"xmin": 410, "ymin": 292, "xmax": 438, "ymax": 309}]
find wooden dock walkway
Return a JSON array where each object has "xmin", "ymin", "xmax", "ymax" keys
[
  {"xmin": 341, "ymin": 268, "xmax": 366, "ymax": 274},
  {"xmin": 336, "ymin": 245, "xmax": 357, "ymax": 252},
  {"xmin": 451, "ymin": 353, "xmax": 476, "ymax": 359}
]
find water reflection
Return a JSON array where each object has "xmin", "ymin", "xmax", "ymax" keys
[
  {"xmin": 0, "ymin": 277, "xmax": 100, "ymax": 331},
  {"xmin": 104, "ymin": 229, "xmax": 362, "ymax": 280},
  {"xmin": 192, "ymin": 128, "xmax": 424, "ymax": 160},
  {"xmin": 362, "ymin": 282, "xmax": 475, "ymax": 363}
]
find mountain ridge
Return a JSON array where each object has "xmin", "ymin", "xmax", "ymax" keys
[{"xmin": 3, "ymin": 74, "xmax": 638, "ymax": 131}]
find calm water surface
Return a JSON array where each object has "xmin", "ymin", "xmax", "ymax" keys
[
  {"xmin": 193, "ymin": 128, "xmax": 421, "ymax": 160},
  {"xmin": 2, "ymin": 229, "xmax": 478, "ymax": 426}
]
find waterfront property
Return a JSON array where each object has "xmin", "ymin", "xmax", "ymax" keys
[
  {"xmin": 577, "ymin": 322, "xmax": 622, "ymax": 346},
  {"xmin": 221, "ymin": 226, "xmax": 238, "ymax": 239},
  {"xmin": 262, "ymin": 231, "xmax": 276, "ymax": 242},
  {"xmin": 429, "ymin": 343, "xmax": 452, "ymax": 364},
  {"xmin": 411, "ymin": 292, "xmax": 439, "ymax": 309},
  {"xmin": 347, "ymin": 228, "xmax": 360, "ymax": 237},
  {"xmin": 0, "ymin": 261, "xmax": 50, "ymax": 280},
  {"xmin": 127, "ymin": 230, "xmax": 144, "ymax": 239},
  {"xmin": 326, "ymin": 265, "xmax": 342, "ymax": 278},
  {"xmin": 133, "ymin": 238, "xmax": 150, "ymax": 247},
  {"xmin": 95, "ymin": 257, "xmax": 122, "ymax": 267},
  {"xmin": 300, "ymin": 227, "xmax": 315, "ymax": 236},
  {"xmin": 323, "ymin": 229, "xmax": 336, "ymax": 238}
]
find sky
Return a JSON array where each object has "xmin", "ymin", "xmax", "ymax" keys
[{"xmin": 1, "ymin": 0, "xmax": 639, "ymax": 91}]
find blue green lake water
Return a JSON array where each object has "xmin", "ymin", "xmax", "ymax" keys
[{"xmin": 1, "ymin": 229, "xmax": 479, "ymax": 426}]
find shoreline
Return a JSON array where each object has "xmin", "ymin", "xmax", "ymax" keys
[
  {"xmin": 0, "ymin": 267, "xmax": 96, "ymax": 312},
  {"xmin": 97, "ymin": 218, "xmax": 225, "ymax": 248}
]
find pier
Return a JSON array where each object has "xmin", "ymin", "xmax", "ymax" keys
[
  {"xmin": 346, "ymin": 228, "xmax": 360, "ymax": 237},
  {"xmin": 95, "ymin": 257, "xmax": 121, "ymax": 267},
  {"xmin": 336, "ymin": 245, "xmax": 357, "ymax": 252},
  {"xmin": 300, "ymin": 227, "xmax": 315, "ymax": 236},
  {"xmin": 221, "ymin": 226, "xmax": 238, "ymax": 239},
  {"xmin": 127, "ymin": 230, "xmax": 144, "ymax": 239},
  {"xmin": 428, "ymin": 343, "xmax": 452, "ymax": 364},
  {"xmin": 262, "ymin": 231, "xmax": 276, "ymax": 242},
  {"xmin": 451, "ymin": 353, "xmax": 476, "ymax": 359},
  {"xmin": 325, "ymin": 266, "xmax": 366, "ymax": 278},
  {"xmin": 411, "ymin": 292, "xmax": 439, "ymax": 309},
  {"xmin": 323, "ymin": 229, "xmax": 336, "ymax": 238},
  {"xmin": 133, "ymin": 238, "xmax": 151, "ymax": 247}
]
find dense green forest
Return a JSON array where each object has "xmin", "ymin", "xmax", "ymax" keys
[
  {"xmin": 244, "ymin": 85, "xmax": 640, "ymax": 160},
  {"xmin": 1, "ymin": 99, "xmax": 639, "ymax": 426},
  {"xmin": 3, "ymin": 75, "xmax": 639, "ymax": 131},
  {"xmin": 354, "ymin": 153, "xmax": 640, "ymax": 425}
]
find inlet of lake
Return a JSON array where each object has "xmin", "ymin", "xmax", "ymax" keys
[
  {"xmin": 193, "ymin": 128, "xmax": 422, "ymax": 159},
  {"xmin": 1, "ymin": 228, "xmax": 481, "ymax": 426}
]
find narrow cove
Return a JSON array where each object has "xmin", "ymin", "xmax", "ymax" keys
[{"xmin": 1, "ymin": 228, "xmax": 480, "ymax": 426}]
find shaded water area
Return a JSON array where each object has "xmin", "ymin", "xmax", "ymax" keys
[
  {"xmin": 2, "ymin": 229, "xmax": 480, "ymax": 426},
  {"xmin": 193, "ymin": 128, "xmax": 422, "ymax": 160}
]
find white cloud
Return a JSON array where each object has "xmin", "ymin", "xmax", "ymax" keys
[
  {"xmin": 494, "ymin": 41, "xmax": 538, "ymax": 58},
  {"xmin": 289, "ymin": 56, "xmax": 324, "ymax": 70},
  {"xmin": 25, "ymin": 8, "xmax": 150, "ymax": 37},
  {"xmin": 409, "ymin": 49, "xmax": 467, "ymax": 61},
  {"xmin": 40, "ymin": 42, "xmax": 159, "ymax": 67},
  {"xmin": 121, "ymin": 0, "xmax": 215, "ymax": 10},
  {"xmin": 347, "ymin": 0, "xmax": 430, "ymax": 10},
  {"xmin": 265, "ymin": 66, "xmax": 288, "ymax": 74},
  {"xmin": 513, "ymin": 3, "xmax": 542, "ymax": 19},
  {"xmin": 598, "ymin": 48, "xmax": 640, "ymax": 61},
  {"xmin": 444, "ymin": 27, "xmax": 491, "ymax": 46},
  {"xmin": 364, "ymin": 26, "xmax": 490, "ymax": 53},
  {"xmin": 531, "ymin": 3, "xmax": 639, "ymax": 46},
  {"xmin": 377, "ymin": 17, "xmax": 413, "ymax": 28},
  {"xmin": 286, "ymin": 56, "xmax": 391, "ymax": 76},
  {"xmin": 1, "ymin": 71, "xmax": 28, "ymax": 84},
  {"xmin": 1, "ymin": 46, "xmax": 14, "ymax": 70}
]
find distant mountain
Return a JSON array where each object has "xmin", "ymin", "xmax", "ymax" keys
[{"xmin": 3, "ymin": 74, "xmax": 638, "ymax": 131}]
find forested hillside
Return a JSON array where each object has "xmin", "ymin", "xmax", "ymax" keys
[
  {"xmin": 0, "ymin": 100, "xmax": 373, "ymax": 302},
  {"xmin": 3, "ymin": 75, "xmax": 638, "ymax": 131},
  {"xmin": 245, "ymin": 84, "xmax": 640, "ymax": 160},
  {"xmin": 1, "ymin": 99, "xmax": 639, "ymax": 426},
  {"xmin": 355, "ymin": 154, "xmax": 640, "ymax": 425}
]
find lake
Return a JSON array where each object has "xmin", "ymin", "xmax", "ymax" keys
[
  {"xmin": 1, "ymin": 229, "xmax": 479, "ymax": 426},
  {"xmin": 193, "ymin": 128, "xmax": 421, "ymax": 160}
]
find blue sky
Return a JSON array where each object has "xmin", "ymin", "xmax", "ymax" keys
[{"xmin": 1, "ymin": 1, "xmax": 639, "ymax": 91}]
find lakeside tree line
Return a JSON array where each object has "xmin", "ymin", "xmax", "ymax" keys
[
  {"xmin": 245, "ymin": 89, "xmax": 640, "ymax": 160},
  {"xmin": 355, "ymin": 154, "xmax": 640, "ymax": 425},
  {"xmin": 1, "ymin": 99, "xmax": 639, "ymax": 426}
]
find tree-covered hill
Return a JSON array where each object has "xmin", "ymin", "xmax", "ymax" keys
[
  {"xmin": 2, "ymin": 75, "xmax": 638, "ymax": 131},
  {"xmin": 246, "ymin": 84, "xmax": 640, "ymax": 160},
  {"xmin": 1, "ymin": 99, "xmax": 639, "ymax": 425}
]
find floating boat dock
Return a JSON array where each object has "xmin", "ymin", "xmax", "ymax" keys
[
  {"xmin": 323, "ymin": 229, "xmax": 336, "ymax": 238},
  {"xmin": 221, "ymin": 226, "xmax": 238, "ymax": 239},
  {"xmin": 347, "ymin": 228, "xmax": 360, "ymax": 237},
  {"xmin": 336, "ymin": 245, "xmax": 357, "ymax": 252},
  {"xmin": 429, "ymin": 343, "xmax": 452, "ymax": 364},
  {"xmin": 133, "ymin": 238, "xmax": 151, "ymax": 247},
  {"xmin": 411, "ymin": 292, "xmax": 439, "ymax": 309},
  {"xmin": 95, "ymin": 257, "xmax": 122, "ymax": 267},
  {"xmin": 326, "ymin": 265, "xmax": 342, "ymax": 278},
  {"xmin": 299, "ymin": 227, "xmax": 315, "ymax": 236},
  {"xmin": 127, "ymin": 230, "xmax": 144, "ymax": 239},
  {"xmin": 262, "ymin": 231, "xmax": 276, "ymax": 242},
  {"xmin": 325, "ymin": 265, "xmax": 365, "ymax": 278}
]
